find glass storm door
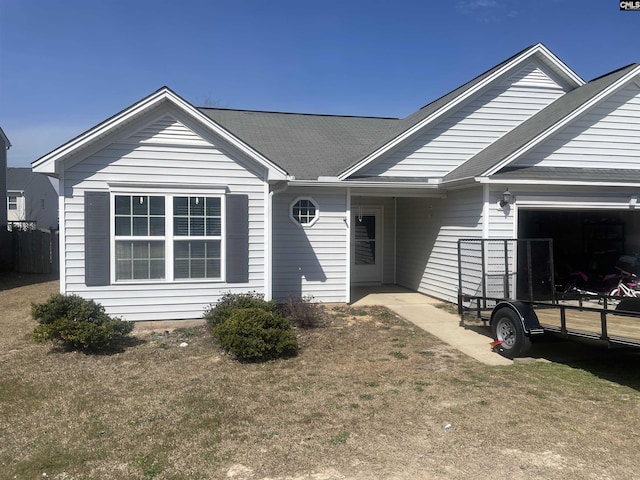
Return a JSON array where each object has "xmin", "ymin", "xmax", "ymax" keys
[{"xmin": 351, "ymin": 208, "xmax": 382, "ymax": 284}]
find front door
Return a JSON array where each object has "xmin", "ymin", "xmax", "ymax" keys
[{"xmin": 351, "ymin": 207, "xmax": 382, "ymax": 284}]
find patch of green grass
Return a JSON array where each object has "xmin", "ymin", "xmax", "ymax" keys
[
  {"xmin": 389, "ymin": 351, "xmax": 408, "ymax": 360},
  {"xmin": 414, "ymin": 380, "xmax": 431, "ymax": 393},
  {"xmin": 434, "ymin": 302, "xmax": 459, "ymax": 315},
  {"xmin": 301, "ymin": 411, "xmax": 326, "ymax": 424},
  {"xmin": 525, "ymin": 388, "xmax": 548, "ymax": 399},
  {"xmin": 174, "ymin": 326, "xmax": 204, "ymax": 338},
  {"xmin": 369, "ymin": 306, "xmax": 397, "ymax": 321},
  {"xmin": 87, "ymin": 415, "xmax": 109, "ymax": 439},
  {"xmin": 330, "ymin": 430, "xmax": 350, "ymax": 445},
  {"xmin": 13, "ymin": 439, "xmax": 92, "ymax": 478},
  {"xmin": 417, "ymin": 350, "xmax": 436, "ymax": 357},
  {"xmin": 133, "ymin": 453, "xmax": 164, "ymax": 479},
  {"xmin": 0, "ymin": 378, "xmax": 44, "ymax": 412}
]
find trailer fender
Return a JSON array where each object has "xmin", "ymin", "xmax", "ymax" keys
[
  {"xmin": 489, "ymin": 302, "xmax": 542, "ymax": 358},
  {"xmin": 490, "ymin": 301, "xmax": 543, "ymax": 335}
]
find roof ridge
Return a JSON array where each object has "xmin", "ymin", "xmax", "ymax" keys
[
  {"xmin": 588, "ymin": 63, "xmax": 640, "ymax": 83},
  {"xmin": 198, "ymin": 106, "xmax": 398, "ymax": 121},
  {"xmin": 442, "ymin": 62, "xmax": 640, "ymax": 183},
  {"xmin": 408, "ymin": 43, "xmax": 542, "ymax": 116}
]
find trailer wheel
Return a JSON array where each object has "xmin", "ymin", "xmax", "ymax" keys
[{"xmin": 491, "ymin": 308, "xmax": 531, "ymax": 358}]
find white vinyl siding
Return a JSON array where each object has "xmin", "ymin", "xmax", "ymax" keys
[
  {"xmin": 515, "ymin": 82, "xmax": 640, "ymax": 169},
  {"xmin": 395, "ymin": 188, "xmax": 484, "ymax": 303},
  {"xmin": 361, "ymin": 62, "xmax": 567, "ymax": 179},
  {"xmin": 272, "ymin": 188, "xmax": 348, "ymax": 302},
  {"xmin": 61, "ymin": 110, "xmax": 267, "ymax": 321}
]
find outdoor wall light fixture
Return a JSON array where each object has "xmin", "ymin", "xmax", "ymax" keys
[{"xmin": 499, "ymin": 189, "xmax": 512, "ymax": 208}]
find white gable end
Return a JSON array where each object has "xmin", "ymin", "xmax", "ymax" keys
[
  {"xmin": 127, "ymin": 115, "xmax": 213, "ymax": 146},
  {"xmin": 65, "ymin": 112, "xmax": 268, "ymax": 189},
  {"xmin": 357, "ymin": 61, "xmax": 569, "ymax": 179},
  {"xmin": 513, "ymin": 81, "xmax": 640, "ymax": 169}
]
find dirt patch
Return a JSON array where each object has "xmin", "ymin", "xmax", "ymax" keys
[{"xmin": 1, "ymin": 278, "xmax": 640, "ymax": 479}]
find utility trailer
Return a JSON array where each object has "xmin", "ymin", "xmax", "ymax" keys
[{"xmin": 457, "ymin": 238, "xmax": 640, "ymax": 358}]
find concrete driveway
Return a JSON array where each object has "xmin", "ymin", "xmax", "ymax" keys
[{"xmin": 351, "ymin": 286, "xmax": 512, "ymax": 366}]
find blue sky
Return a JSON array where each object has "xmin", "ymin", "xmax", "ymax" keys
[{"xmin": 1, "ymin": 0, "xmax": 639, "ymax": 167}]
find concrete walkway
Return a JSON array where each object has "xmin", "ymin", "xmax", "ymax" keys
[{"xmin": 351, "ymin": 287, "xmax": 513, "ymax": 366}]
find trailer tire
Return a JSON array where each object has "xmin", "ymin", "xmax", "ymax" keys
[{"xmin": 491, "ymin": 308, "xmax": 532, "ymax": 358}]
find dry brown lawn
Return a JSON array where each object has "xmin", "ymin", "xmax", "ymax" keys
[{"xmin": 1, "ymin": 274, "xmax": 640, "ymax": 480}]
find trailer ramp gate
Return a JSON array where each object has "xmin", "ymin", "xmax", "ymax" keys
[{"xmin": 457, "ymin": 238, "xmax": 555, "ymax": 310}]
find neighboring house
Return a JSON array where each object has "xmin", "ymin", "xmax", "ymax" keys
[
  {"xmin": 7, "ymin": 167, "xmax": 59, "ymax": 231},
  {"xmin": 32, "ymin": 43, "xmax": 640, "ymax": 321},
  {"xmin": 0, "ymin": 127, "xmax": 10, "ymax": 228}
]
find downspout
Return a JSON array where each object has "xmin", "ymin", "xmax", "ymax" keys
[
  {"xmin": 394, "ymin": 197, "xmax": 397, "ymax": 285},
  {"xmin": 346, "ymin": 187, "xmax": 351, "ymax": 303},
  {"xmin": 59, "ymin": 169, "xmax": 66, "ymax": 293},
  {"xmin": 266, "ymin": 181, "xmax": 289, "ymax": 301},
  {"xmin": 483, "ymin": 184, "xmax": 490, "ymax": 240}
]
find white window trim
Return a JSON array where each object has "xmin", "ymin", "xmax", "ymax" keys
[
  {"xmin": 8, "ymin": 195, "xmax": 18, "ymax": 210},
  {"xmin": 109, "ymin": 187, "xmax": 227, "ymax": 284},
  {"xmin": 289, "ymin": 196, "xmax": 319, "ymax": 227}
]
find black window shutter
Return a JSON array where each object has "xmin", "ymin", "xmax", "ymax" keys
[
  {"xmin": 85, "ymin": 191, "xmax": 110, "ymax": 286},
  {"xmin": 226, "ymin": 194, "xmax": 249, "ymax": 283}
]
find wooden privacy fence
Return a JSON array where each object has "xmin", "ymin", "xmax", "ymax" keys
[{"xmin": 0, "ymin": 229, "xmax": 59, "ymax": 274}]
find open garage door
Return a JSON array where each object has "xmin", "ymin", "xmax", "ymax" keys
[{"xmin": 518, "ymin": 209, "xmax": 640, "ymax": 293}]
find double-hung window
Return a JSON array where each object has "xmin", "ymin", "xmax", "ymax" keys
[
  {"xmin": 112, "ymin": 193, "xmax": 222, "ymax": 282},
  {"xmin": 173, "ymin": 196, "xmax": 222, "ymax": 279},
  {"xmin": 114, "ymin": 195, "xmax": 165, "ymax": 280}
]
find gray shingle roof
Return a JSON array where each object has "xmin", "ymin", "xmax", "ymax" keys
[
  {"xmin": 490, "ymin": 166, "xmax": 640, "ymax": 183},
  {"xmin": 443, "ymin": 63, "xmax": 640, "ymax": 183},
  {"xmin": 199, "ymin": 108, "xmax": 398, "ymax": 180},
  {"xmin": 200, "ymin": 44, "xmax": 584, "ymax": 181},
  {"xmin": 7, "ymin": 167, "xmax": 56, "ymax": 192}
]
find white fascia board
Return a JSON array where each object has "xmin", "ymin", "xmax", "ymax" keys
[
  {"xmin": 535, "ymin": 43, "xmax": 585, "ymax": 88},
  {"xmin": 32, "ymin": 88, "xmax": 171, "ymax": 174},
  {"xmin": 518, "ymin": 198, "xmax": 635, "ymax": 210},
  {"xmin": 287, "ymin": 179, "xmax": 441, "ymax": 189},
  {"xmin": 476, "ymin": 177, "xmax": 640, "ymax": 188},
  {"xmin": 287, "ymin": 179, "xmax": 446, "ymax": 198},
  {"xmin": 338, "ymin": 44, "xmax": 583, "ymax": 181},
  {"xmin": 164, "ymin": 91, "xmax": 288, "ymax": 181},
  {"xmin": 0, "ymin": 127, "xmax": 11, "ymax": 149},
  {"xmin": 32, "ymin": 87, "xmax": 289, "ymax": 181},
  {"xmin": 483, "ymin": 65, "xmax": 640, "ymax": 177}
]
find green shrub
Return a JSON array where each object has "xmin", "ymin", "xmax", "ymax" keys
[
  {"xmin": 212, "ymin": 307, "xmax": 298, "ymax": 361},
  {"xmin": 32, "ymin": 294, "xmax": 134, "ymax": 352},
  {"xmin": 279, "ymin": 295, "xmax": 324, "ymax": 328},
  {"xmin": 203, "ymin": 291, "xmax": 276, "ymax": 328}
]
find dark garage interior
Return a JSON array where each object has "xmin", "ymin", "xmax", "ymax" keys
[{"xmin": 518, "ymin": 209, "xmax": 640, "ymax": 294}]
